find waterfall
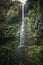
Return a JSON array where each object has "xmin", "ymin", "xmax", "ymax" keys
[{"xmin": 19, "ymin": 4, "xmax": 25, "ymax": 47}]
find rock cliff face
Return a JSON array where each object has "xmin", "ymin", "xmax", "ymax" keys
[
  {"xmin": 0, "ymin": 1, "xmax": 21, "ymax": 46},
  {"xmin": 24, "ymin": 0, "xmax": 43, "ymax": 45}
]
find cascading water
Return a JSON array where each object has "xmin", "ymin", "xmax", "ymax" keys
[
  {"xmin": 19, "ymin": 4, "xmax": 25, "ymax": 47},
  {"xmin": 18, "ymin": 0, "xmax": 27, "ymax": 48},
  {"xmin": 15, "ymin": 0, "xmax": 27, "ymax": 48}
]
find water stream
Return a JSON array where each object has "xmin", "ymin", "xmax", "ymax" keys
[{"xmin": 19, "ymin": 4, "xmax": 25, "ymax": 47}]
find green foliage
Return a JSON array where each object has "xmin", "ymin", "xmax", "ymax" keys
[
  {"xmin": 24, "ymin": 46, "xmax": 43, "ymax": 65},
  {"xmin": 0, "ymin": 1, "xmax": 21, "ymax": 45},
  {"xmin": 25, "ymin": 0, "xmax": 43, "ymax": 45},
  {"xmin": 0, "ymin": 23, "xmax": 20, "ymax": 39},
  {"xmin": 0, "ymin": 47, "xmax": 13, "ymax": 65},
  {"xmin": 39, "ymin": 47, "xmax": 43, "ymax": 63}
]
